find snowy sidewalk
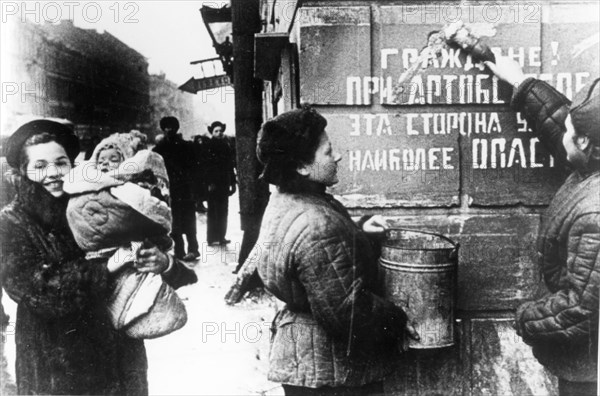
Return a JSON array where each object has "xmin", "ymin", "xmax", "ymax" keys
[
  {"xmin": 146, "ymin": 194, "xmax": 282, "ymax": 395},
  {"xmin": 1, "ymin": 193, "xmax": 284, "ymax": 395}
]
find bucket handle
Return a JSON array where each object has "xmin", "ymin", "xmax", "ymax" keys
[
  {"xmin": 450, "ymin": 243, "xmax": 460, "ymax": 260},
  {"xmin": 384, "ymin": 228, "xmax": 460, "ymax": 252}
]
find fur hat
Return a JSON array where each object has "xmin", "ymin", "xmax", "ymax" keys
[
  {"xmin": 571, "ymin": 78, "xmax": 600, "ymax": 146},
  {"xmin": 208, "ymin": 121, "xmax": 226, "ymax": 134},
  {"xmin": 160, "ymin": 116, "xmax": 180, "ymax": 131},
  {"xmin": 5, "ymin": 119, "xmax": 79, "ymax": 168}
]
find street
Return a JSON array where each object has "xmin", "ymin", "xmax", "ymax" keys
[{"xmin": 1, "ymin": 193, "xmax": 284, "ymax": 396}]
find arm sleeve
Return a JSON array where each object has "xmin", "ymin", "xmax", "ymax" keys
[
  {"xmin": 295, "ymin": 221, "xmax": 407, "ymax": 350},
  {"xmin": 0, "ymin": 219, "xmax": 109, "ymax": 320},
  {"xmin": 355, "ymin": 214, "xmax": 372, "ymax": 230},
  {"xmin": 515, "ymin": 213, "xmax": 600, "ymax": 345},
  {"xmin": 511, "ymin": 77, "xmax": 571, "ymax": 167},
  {"xmin": 161, "ymin": 255, "xmax": 198, "ymax": 289},
  {"xmin": 354, "ymin": 214, "xmax": 385, "ymax": 256}
]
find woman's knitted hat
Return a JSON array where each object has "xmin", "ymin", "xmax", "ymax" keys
[{"xmin": 256, "ymin": 106, "xmax": 327, "ymax": 185}]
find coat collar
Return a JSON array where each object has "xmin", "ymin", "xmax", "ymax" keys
[{"xmin": 13, "ymin": 175, "xmax": 70, "ymax": 230}]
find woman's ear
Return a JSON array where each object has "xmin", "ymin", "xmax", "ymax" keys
[
  {"xmin": 296, "ymin": 164, "xmax": 310, "ymax": 177},
  {"xmin": 575, "ymin": 134, "xmax": 590, "ymax": 152},
  {"xmin": 296, "ymin": 163, "xmax": 310, "ymax": 176}
]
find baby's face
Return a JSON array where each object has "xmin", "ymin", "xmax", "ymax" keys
[{"xmin": 97, "ymin": 148, "xmax": 123, "ymax": 172}]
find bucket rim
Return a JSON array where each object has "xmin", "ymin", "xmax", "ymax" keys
[{"xmin": 382, "ymin": 228, "xmax": 458, "ymax": 250}]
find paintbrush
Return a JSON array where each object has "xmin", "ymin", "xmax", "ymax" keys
[{"xmin": 434, "ymin": 21, "xmax": 496, "ymax": 63}]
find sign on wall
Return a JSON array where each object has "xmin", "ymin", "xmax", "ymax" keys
[
  {"xmin": 299, "ymin": 3, "xmax": 599, "ymax": 207},
  {"xmin": 325, "ymin": 110, "xmax": 460, "ymax": 207}
]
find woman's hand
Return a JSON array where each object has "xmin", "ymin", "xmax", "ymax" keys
[
  {"xmin": 484, "ymin": 56, "xmax": 527, "ymax": 87},
  {"xmin": 399, "ymin": 322, "xmax": 421, "ymax": 352},
  {"xmin": 362, "ymin": 215, "xmax": 388, "ymax": 234},
  {"xmin": 106, "ymin": 246, "xmax": 136, "ymax": 273},
  {"xmin": 135, "ymin": 239, "xmax": 169, "ymax": 274}
]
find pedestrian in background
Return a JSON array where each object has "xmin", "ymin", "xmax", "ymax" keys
[
  {"xmin": 205, "ymin": 121, "xmax": 236, "ymax": 246},
  {"xmin": 153, "ymin": 116, "xmax": 200, "ymax": 261},
  {"xmin": 486, "ymin": 57, "xmax": 599, "ymax": 396}
]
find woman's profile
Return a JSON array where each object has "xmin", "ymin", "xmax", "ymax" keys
[{"xmin": 250, "ymin": 106, "xmax": 418, "ymax": 395}]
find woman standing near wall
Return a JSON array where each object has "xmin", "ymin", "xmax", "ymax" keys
[{"xmin": 251, "ymin": 106, "xmax": 418, "ymax": 395}]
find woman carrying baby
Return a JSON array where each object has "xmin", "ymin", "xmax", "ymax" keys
[{"xmin": 0, "ymin": 120, "xmax": 195, "ymax": 395}]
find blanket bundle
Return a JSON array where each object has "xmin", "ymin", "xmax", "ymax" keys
[
  {"xmin": 64, "ymin": 150, "xmax": 173, "ymax": 252},
  {"xmin": 64, "ymin": 148, "xmax": 188, "ymax": 339}
]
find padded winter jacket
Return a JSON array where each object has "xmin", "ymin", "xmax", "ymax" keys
[
  {"xmin": 512, "ymin": 78, "xmax": 599, "ymax": 382},
  {"xmin": 254, "ymin": 191, "xmax": 407, "ymax": 388}
]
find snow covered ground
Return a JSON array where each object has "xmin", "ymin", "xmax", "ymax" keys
[{"xmin": 1, "ymin": 193, "xmax": 284, "ymax": 395}]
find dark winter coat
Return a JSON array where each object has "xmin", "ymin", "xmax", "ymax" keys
[
  {"xmin": 254, "ymin": 191, "xmax": 407, "ymax": 388},
  {"xmin": 0, "ymin": 176, "xmax": 198, "ymax": 395},
  {"xmin": 0, "ymin": 176, "xmax": 121, "ymax": 395},
  {"xmin": 512, "ymin": 78, "xmax": 599, "ymax": 382},
  {"xmin": 153, "ymin": 133, "xmax": 197, "ymax": 203},
  {"xmin": 192, "ymin": 135, "xmax": 211, "ymax": 201},
  {"xmin": 205, "ymin": 136, "xmax": 236, "ymax": 193}
]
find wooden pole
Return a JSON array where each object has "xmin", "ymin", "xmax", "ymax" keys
[{"xmin": 231, "ymin": 0, "xmax": 269, "ymax": 260}]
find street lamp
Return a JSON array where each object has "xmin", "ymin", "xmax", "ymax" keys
[{"xmin": 200, "ymin": 4, "xmax": 233, "ymax": 80}]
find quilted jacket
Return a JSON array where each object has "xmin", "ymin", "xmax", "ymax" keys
[
  {"xmin": 254, "ymin": 191, "xmax": 407, "ymax": 388},
  {"xmin": 512, "ymin": 78, "xmax": 599, "ymax": 382}
]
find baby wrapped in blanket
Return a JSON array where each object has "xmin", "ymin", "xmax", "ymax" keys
[
  {"xmin": 64, "ymin": 132, "xmax": 186, "ymax": 338},
  {"xmin": 65, "ymin": 132, "xmax": 172, "ymax": 254}
]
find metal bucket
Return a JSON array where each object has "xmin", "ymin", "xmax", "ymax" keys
[{"xmin": 379, "ymin": 229, "xmax": 458, "ymax": 349}]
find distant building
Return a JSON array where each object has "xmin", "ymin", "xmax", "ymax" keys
[
  {"xmin": 148, "ymin": 73, "xmax": 199, "ymax": 140},
  {"xmin": 1, "ymin": 19, "xmax": 150, "ymax": 153}
]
